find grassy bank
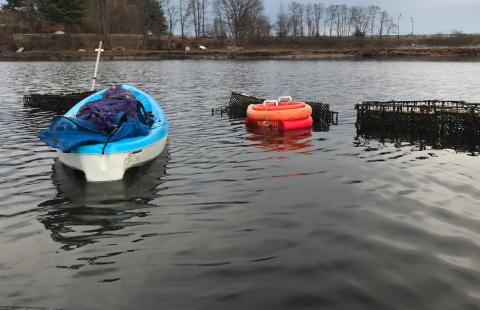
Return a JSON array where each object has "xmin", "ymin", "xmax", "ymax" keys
[
  {"xmin": 3, "ymin": 47, "xmax": 480, "ymax": 61},
  {"xmin": 2, "ymin": 34, "xmax": 480, "ymax": 61}
]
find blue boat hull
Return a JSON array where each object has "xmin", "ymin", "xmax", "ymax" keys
[{"xmin": 58, "ymin": 84, "xmax": 169, "ymax": 182}]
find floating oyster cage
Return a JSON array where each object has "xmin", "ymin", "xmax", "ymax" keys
[
  {"xmin": 24, "ymin": 90, "xmax": 96, "ymax": 113},
  {"xmin": 356, "ymin": 100, "xmax": 480, "ymax": 138},
  {"xmin": 213, "ymin": 91, "xmax": 338, "ymax": 125}
]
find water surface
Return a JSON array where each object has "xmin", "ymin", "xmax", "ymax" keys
[{"xmin": 1, "ymin": 60, "xmax": 480, "ymax": 310}]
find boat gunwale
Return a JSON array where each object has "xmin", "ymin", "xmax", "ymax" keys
[{"xmin": 62, "ymin": 84, "xmax": 169, "ymax": 155}]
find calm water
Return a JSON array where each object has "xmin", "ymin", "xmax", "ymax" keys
[{"xmin": 1, "ymin": 60, "xmax": 480, "ymax": 310}]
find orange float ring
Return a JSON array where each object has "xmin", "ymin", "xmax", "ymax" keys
[
  {"xmin": 247, "ymin": 103, "xmax": 312, "ymax": 121},
  {"xmin": 252, "ymin": 102, "xmax": 306, "ymax": 111}
]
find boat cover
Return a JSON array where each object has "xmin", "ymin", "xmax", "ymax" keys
[{"xmin": 38, "ymin": 85, "xmax": 151, "ymax": 152}]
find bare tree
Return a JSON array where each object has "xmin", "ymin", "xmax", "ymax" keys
[
  {"xmin": 189, "ymin": 0, "xmax": 199, "ymax": 37},
  {"xmin": 201, "ymin": 0, "xmax": 207, "ymax": 36},
  {"xmin": 276, "ymin": 2, "xmax": 289, "ymax": 37},
  {"xmin": 216, "ymin": 0, "xmax": 267, "ymax": 41},
  {"xmin": 178, "ymin": 0, "xmax": 190, "ymax": 37},
  {"xmin": 162, "ymin": 0, "xmax": 178, "ymax": 36},
  {"xmin": 334, "ymin": 5, "xmax": 347, "ymax": 36},
  {"xmin": 385, "ymin": 19, "xmax": 397, "ymax": 36},
  {"xmin": 339, "ymin": 5, "xmax": 348, "ymax": 36},
  {"xmin": 352, "ymin": 6, "xmax": 369, "ymax": 36},
  {"xmin": 86, "ymin": 0, "xmax": 111, "ymax": 47},
  {"xmin": 346, "ymin": 6, "xmax": 355, "ymax": 35},
  {"xmin": 245, "ymin": 3, "xmax": 270, "ymax": 38},
  {"xmin": 289, "ymin": 1, "xmax": 303, "ymax": 36},
  {"xmin": 325, "ymin": 5, "xmax": 336, "ymax": 37},
  {"xmin": 190, "ymin": 0, "xmax": 208, "ymax": 37},
  {"xmin": 378, "ymin": 10, "xmax": 388, "ymax": 37},
  {"xmin": 313, "ymin": 3, "xmax": 323, "ymax": 37},
  {"xmin": 253, "ymin": 14, "xmax": 271, "ymax": 38},
  {"xmin": 274, "ymin": 1, "xmax": 398, "ymax": 39},
  {"xmin": 305, "ymin": 3, "xmax": 314, "ymax": 36},
  {"xmin": 382, "ymin": 12, "xmax": 397, "ymax": 36},
  {"xmin": 212, "ymin": 0, "xmax": 226, "ymax": 36},
  {"xmin": 212, "ymin": 0, "xmax": 229, "ymax": 36},
  {"xmin": 298, "ymin": 2, "xmax": 304, "ymax": 36},
  {"xmin": 367, "ymin": 5, "xmax": 380, "ymax": 35},
  {"xmin": 99, "ymin": 0, "xmax": 111, "ymax": 47}
]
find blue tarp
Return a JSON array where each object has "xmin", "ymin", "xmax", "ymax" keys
[{"xmin": 38, "ymin": 86, "xmax": 151, "ymax": 153}]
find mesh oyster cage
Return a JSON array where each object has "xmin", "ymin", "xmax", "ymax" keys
[
  {"xmin": 212, "ymin": 91, "xmax": 338, "ymax": 124},
  {"xmin": 23, "ymin": 91, "xmax": 96, "ymax": 113},
  {"xmin": 227, "ymin": 91, "xmax": 264, "ymax": 117},
  {"xmin": 355, "ymin": 100, "xmax": 480, "ymax": 139}
]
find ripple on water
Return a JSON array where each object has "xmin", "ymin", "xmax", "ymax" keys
[{"xmin": 0, "ymin": 60, "xmax": 480, "ymax": 309}]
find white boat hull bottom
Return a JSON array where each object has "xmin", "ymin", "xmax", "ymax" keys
[{"xmin": 58, "ymin": 136, "xmax": 168, "ymax": 182}]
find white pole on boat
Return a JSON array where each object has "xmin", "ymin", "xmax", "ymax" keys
[{"xmin": 91, "ymin": 41, "xmax": 104, "ymax": 91}]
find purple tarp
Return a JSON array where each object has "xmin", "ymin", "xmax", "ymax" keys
[{"xmin": 77, "ymin": 85, "xmax": 141, "ymax": 132}]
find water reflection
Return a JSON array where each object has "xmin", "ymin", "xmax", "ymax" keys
[
  {"xmin": 356, "ymin": 127, "xmax": 480, "ymax": 152},
  {"xmin": 246, "ymin": 127, "xmax": 313, "ymax": 152},
  {"xmin": 5, "ymin": 60, "xmax": 480, "ymax": 310},
  {"xmin": 37, "ymin": 151, "xmax": 169, "ymax": 250},
  {"xmin": 312, "ymin": 119, "xmax": 334, "ymax": 132},
  {"xmin": 355, "ymin": 127, "xmax": 480, "ymax": 156}
]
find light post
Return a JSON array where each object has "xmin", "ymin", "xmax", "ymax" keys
[
  {"xmin": 397, "ymin": 14, "xmax": 402, "ymax": 38},
  {"xmin": 411, "ymin": 17, "xmax": 414, "ymax": 36}
]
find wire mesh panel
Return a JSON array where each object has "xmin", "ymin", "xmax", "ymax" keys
[
  {"xmin": 356, "ymin": 100, "xmax": 480, "ymax": 139},
  {"xmin": 23, "ymin": 91, "xmax": 96, "ymax": 113},
  {"xmin": 228, "ymin": 91, "xmax": 265, "ymax": 118},
  {"xmin": 306, "ymin": 101, "xmax": 338, "ymax": 123}
]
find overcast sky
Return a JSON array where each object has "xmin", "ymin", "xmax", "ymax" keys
[
  {"xmin": 1, "ymin": 0, "xmax": 478, "ymax": 35},
  {"xmin": 265, "ymin": 0, "xmax": 480, "ymax": 35}
]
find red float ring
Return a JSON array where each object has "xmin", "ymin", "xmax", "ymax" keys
[{"xmin": 247, "ymin": 103, "xmax": 312, "ymax": 121}]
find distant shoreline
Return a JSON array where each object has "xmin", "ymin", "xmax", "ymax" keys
[{"xmin": 2, "ymin": 46, "xmax": 480, "ymax": 61}]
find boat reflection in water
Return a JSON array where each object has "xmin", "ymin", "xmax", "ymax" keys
[
  {"xmin": 37, "ymin": 150, "xmax": 169, "ymax": 250},
  {"xmin": 245, "ymin": 126, "xmax": 313, "ymax": 152}
]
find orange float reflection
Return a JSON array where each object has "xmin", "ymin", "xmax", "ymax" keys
[{"xmin": 246, "ymin": 126, "xmax": 313, "ymax": 152}]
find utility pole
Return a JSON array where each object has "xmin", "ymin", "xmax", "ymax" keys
[
  {"xmin": 397, "ymin": 14, "xmax": 402, "ymax": 38},
  {"xmin": 411, "ymin": 17, "xmax": 414, "ymax": 36}
]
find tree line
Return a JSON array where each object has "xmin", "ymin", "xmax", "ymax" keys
[
  {"xmin": 276, "ymin": 1, "xmax": 398, "ymax": 38},
  {"xmin": 1, "ymin": 0, "xmax": 167, "ymax": 47},
  {"xmin": 163, "ymin": 0, "xmax": 271, "ymax": 40},
  {"xmin": 158, "ymin": 0, "xmax": 398, "ymax": 39},
  {"xmin": 1, "ymin": 0, "xmax": 400, "ymax": 42}
]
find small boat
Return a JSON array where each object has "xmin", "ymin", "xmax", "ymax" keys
[
  {"xmin": 245, "ymin": 96, "xmax": 313, "ymax": 131},
  {"xmin": 39, "ymin": 84, "xmax": 169, "ymax": 182}
]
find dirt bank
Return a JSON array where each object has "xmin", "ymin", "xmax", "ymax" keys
[{"xmin": 2, "ymin": 46, "xmax": 480, "ymax": 61}]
